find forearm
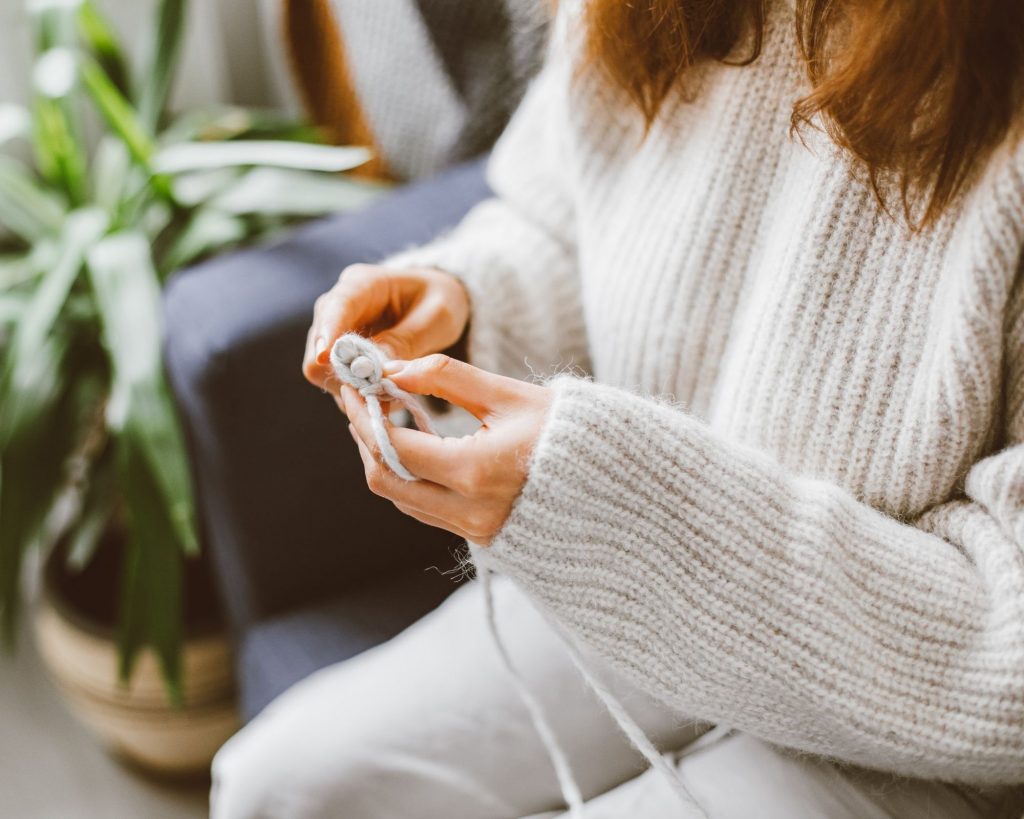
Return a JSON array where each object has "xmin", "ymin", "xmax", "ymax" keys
[{"xmin": 476, "ymin": 376, "xmax": 1024, "ymax": 784}]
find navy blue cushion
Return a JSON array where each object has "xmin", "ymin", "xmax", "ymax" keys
[
  {"xmin": 238, "ymin": 568, "xmax": 457, "ymax": 720},
  {"xmin": 163, "ymin": 160, "xmax": 490, "ymax": 714},
  {"xmin": 164, "ymin": 159, "xmax": 488, "ymax": 628}
]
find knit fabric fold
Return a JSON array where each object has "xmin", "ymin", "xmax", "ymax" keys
[{"xmin": 384, "ymin": 0, "xmax": 1024, "ymax": 786}]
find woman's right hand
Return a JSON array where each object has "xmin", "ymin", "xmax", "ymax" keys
[{"xmin": 302, "ymin": 264, "xmax": 470, "ymax": 389}]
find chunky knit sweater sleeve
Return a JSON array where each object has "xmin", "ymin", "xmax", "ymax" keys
[
  {"xmin": 474, "ymin": 285, "xmax": 1024, "ymax": 785},
  {"xmin": 383, "ymin": 58, "xmax": 587, "ymax": 380}
]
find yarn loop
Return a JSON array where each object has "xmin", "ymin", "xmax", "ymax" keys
[{"xmin": 330, "ymin": 334, "xmax": 436, "ymax": 481}]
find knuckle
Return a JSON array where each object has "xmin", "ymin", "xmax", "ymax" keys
[
  {"xmin": 463, "ymin": 509, "xmax": 497, "ymax": 542},
  {"xmin": 379, "ymin": 328, "xmax": 411, "ymax": 357},
  {"xmin": 421, "ymin": 353, "xmax": 452, "ymax": 375},
  {"xmin": 431, "ymin": 299, "xmax": 461, "ymax": 333},
  {"xmin": 453, "ymin": 463, "xmax": 486, "ymax": 496},
  {"xmin": 342, "ymin": 263, "xmax": 376, "ymax": 285},
  {"xmin": 365, "ymin": 465, "xmax": 387, "ymax": 494}
]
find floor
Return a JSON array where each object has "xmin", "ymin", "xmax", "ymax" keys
[{"xmin": 0, "ymin": 613, "xmax": 209, "ymax": 819}]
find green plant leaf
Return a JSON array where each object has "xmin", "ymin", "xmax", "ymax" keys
[
  {"xmin": 162, "ymin": 105, "xmax": 322, "ymax": 145},
  {"xmin": 158, "ymin": 207, "xmax": 246, "ymax": 273},
  {"xmin": 0, "ymin": 331, "xmax": 82, "ymax": 645},
  {"xmin": 169, "ymin": 168, "xmax": 240, "ymax": 208},
  {"xmin": 65, "ymin": 441, "xmax": 116, "ymax": 571},
  {"xmin": 79, "ymin": 58, "xmax": 174, "ymax": 202},
  {"xmin": 91, "ymin": 136, "xmax": 130, "ymax": 216},
  {"xmin": 138, "ymin": 0, "xmax": 187, "ymax": 132},
  {"xmin": 0, "ymin": 254, "xmax": 36, "ymax": 292},
  {"xmin": 153, "ymin": 141, "xmax": 372, "ymax": 174},
  {"xmin": 31, "ymin": 46, "xmax": 91, "ymax": 206},
  {"xmin": 0, "ymin": 157, "xmax": 68, "ymax": 242},
  {"xmin": 0, "ymin": 292, "xmax": 30, "ymax": 328},
  {"xmin": 30, "ymin": 96, "xmax": 88, "ymax": 205},
  {"xmin": 85, "ymin": 232, "xmax": 197, "ymax": 557},
  {"xmin": 30, "ymin": 0, "xmax": 83, "ymax": 52},
  {"xmin": 116, "ymin": 428, "xmax": 183, "ymax": 701},
  {"xmin": 209, "ymin": 168, "xmax": 389, "ymax": 217},
  {"xmin": 77, "ymin": 1, "xmax": 131, "ymax": 97},
  {"xmin": 0, "ymin": 209, "xmax": 106, "ymax": 448},
  {"xmin": 78, "ymin": 58, "xmax": 155, "ymax": 171}
]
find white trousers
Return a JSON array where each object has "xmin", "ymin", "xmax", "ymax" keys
[{"xmin": 211, "ymin": 578, "xmax": 1023, "ymax": 819}]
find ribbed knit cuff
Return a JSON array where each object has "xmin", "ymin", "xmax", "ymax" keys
[{"xmin": 482, "ymin": 375, "xmax": 713, "ymax": 582}]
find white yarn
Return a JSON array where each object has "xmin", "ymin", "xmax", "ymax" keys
[
  {"xmin": 330, "ymin": 334, "xmax": 437, "ymax": 481},
  {"xmin": 555, "ymin": 627, "xmax": 708, "ymax": 816},
  {"xmin": 478, "ymin": 560, "xmax": 708, "ymax": 819},
  {"xmin": 331, "ymin": 334, "xmax": 704, "ymax": 814},
  {"xmin": 480, "ymin": 567, "xmax": 586, "ymax": 819}
]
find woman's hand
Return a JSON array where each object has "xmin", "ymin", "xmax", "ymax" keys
[
  {"xmin": 302, "ymin": 264, "xmax": 470, "ymax": 389},
  {"xmin": 341, "ymin": 355, "xmax": 553, "ymax": 545}
]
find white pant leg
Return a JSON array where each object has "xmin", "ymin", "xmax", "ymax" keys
[
  {"xmin": 542, "ymin": 732, "xmax": 1024, "ymax": 819},
  {"xmin": 211, "ymin": 577, "xmax": 706, "ymax": 819}
]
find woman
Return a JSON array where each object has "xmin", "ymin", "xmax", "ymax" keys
[{"xmin": 212, "ymin": 0, "xmax": 1024, "ymax": 816}]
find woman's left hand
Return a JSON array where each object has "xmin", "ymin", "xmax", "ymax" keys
[{"xmin": 341, "ymin": 355, "xmax": 553, "ymax": 545}]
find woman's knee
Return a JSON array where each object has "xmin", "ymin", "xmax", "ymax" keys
[
  {"xmin": 211, "ymin": 726, "xmax": 295, "ymax": 819},
  {"xmin": 210, "ymin": 718, "xmax": 369, "ymax": 819}
]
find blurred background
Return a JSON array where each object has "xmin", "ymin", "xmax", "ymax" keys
[
  {"xmin": 0, "ymin": 0, "xmax": 297, "ymax": 117},
  {"xmin": 0, "ymin": 0, "xmax": 544, "ymax": 816}
]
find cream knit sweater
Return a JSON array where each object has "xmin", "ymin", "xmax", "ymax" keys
[{"xmin": 385, "ymin": 1, "xmax": 1024, "ymax": 785}]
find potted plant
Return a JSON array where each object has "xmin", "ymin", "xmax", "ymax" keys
[{"xmin": 0, "ymin": 0, "xmax": 382, "ymax": 773}]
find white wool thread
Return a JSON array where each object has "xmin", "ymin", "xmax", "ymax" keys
[
  {"xmin": 555, "ymin": 629, "xmax": 708, "ymax": 816},
  {"xmin": 480, "ymin": 568, "xmax": 585, "ymax": 819},
  {"xmin": 478, "ymin": 563, "xmax": 707, "ymax": 818},
  {"xmin": 330, "ymin": 334, "xmax": 437, "ymax": 481},
  {"xmin": 330, "ymin": 337, "xmax": 703, "ymax": 814}
]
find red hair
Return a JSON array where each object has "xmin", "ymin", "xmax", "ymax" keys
[{"xmin": 581, "ymin": 0, "xmax": 1024, "ymax": 226}]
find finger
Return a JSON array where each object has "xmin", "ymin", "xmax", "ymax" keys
[
  {"xmin": 350, "ymin": 425, "xmax": 462, "ymax": 512},
  {"xmin": 346, "ymin": 381, "xmax": 469, "ymax": 490},
  {"xmin": 382, "ymin": 426, "xmax": 475, "ymax": 489},
  {"xmin": 310, "ymin": 266, "xmax": 390, "ymax": 365},
  {"xmin": 372, "ymin": 289, "xmax": 456, "ymax": 361},
  {"xmin": 387, "ymin": 355, "xmax": 527, "ymax": 420},
  {"xmin": 303, "ymin": 319, "xmax": 333, "ymax": 387}
]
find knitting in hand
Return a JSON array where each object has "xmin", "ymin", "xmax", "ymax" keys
[
  {"xmin": 341, "ymin": 353, "xmax": 552, "ymax": 545},
  {"xmin": 302, "ymin": 263, "xmax": 469, "ymax": 391},
  {"xmin": 330, "ymin": 334, "xmax": 438, "ymax": 481}
]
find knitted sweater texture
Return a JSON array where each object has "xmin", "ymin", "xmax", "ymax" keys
[{"xmin": 385, "ymin": 1, "xmax": 1024, "ymax": 785}]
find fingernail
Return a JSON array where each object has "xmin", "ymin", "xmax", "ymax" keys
[
  {"xmin": 314, "ymin": 336, "xmax": 328, "ymax": 363},
  {"xmin": 383, "ymin": 359, "xmax": 409, "ymax": 376}
]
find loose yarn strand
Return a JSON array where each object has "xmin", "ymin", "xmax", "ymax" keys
[
  {"xmin": 480, "ymin": 568, "xmax": 586, "ymax": 819},
  {"xmin": 333, "ymin": 334, "xmax": 702, "ymax": 817},
  {"xmin": 330, "ymin": 334, "xmax": 436, "ymax": 481},
  {"xmin": 558, "ymin": 635, "xmax": 708, "ymax": 817},
  {"xmin": 473, "ymin": 552, "xmax": 706, "ymax": 818}
]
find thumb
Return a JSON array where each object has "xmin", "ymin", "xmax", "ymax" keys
[{"xmin": 387, "ymin": 355, "xmax": 520, "ymax": 420}]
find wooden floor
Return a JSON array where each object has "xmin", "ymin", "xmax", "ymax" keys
[{"xmin": 0, "ymin": 613, "xmax": 209, "ymax": 819}]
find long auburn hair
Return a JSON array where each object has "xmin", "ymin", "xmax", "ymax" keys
[{"xmin": 581, "ymin": 0, "xmax": 1024, "ymax": 226}]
